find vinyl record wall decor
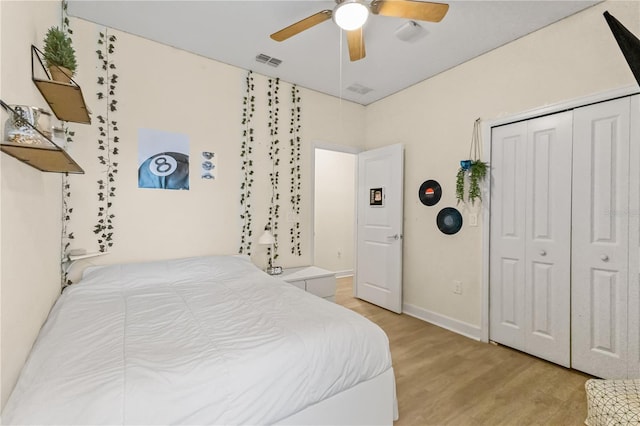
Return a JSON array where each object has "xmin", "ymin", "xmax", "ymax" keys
[
  {"xmin": 437, "ymin": 207, "xmax": 463, "ymax": 235},
  {"xmin": 419, "ymin": 179, "xmax": 442, "ymax": 206}
]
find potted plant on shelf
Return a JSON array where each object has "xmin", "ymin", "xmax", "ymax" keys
[
  {"xmin": 43, "ymin": 26, "xmax": 77, "ymax": 83},
  {"xmin": 456, "ymin": 118, "xmax": 489, "ymax": 205}
]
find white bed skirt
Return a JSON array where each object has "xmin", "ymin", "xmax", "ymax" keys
[{"xmin": 277, "ymin": 368, "xmax": 398, "ymax": 426}]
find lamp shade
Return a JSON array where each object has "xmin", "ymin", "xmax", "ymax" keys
[
  {"xmin": 258, "ymin": 229, "xmax": 276, "ymax": 245},
  {"xmin": 333, "ymin": 0, "xmax": 369, "ymax": 31}
]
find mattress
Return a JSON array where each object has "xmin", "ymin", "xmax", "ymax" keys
[{"xmin": 2, "ymin": 255, "xmax": 393, "ymax": 425}]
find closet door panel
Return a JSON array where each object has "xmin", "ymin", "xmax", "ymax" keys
[
  {"xmin": 572, "ymin": 97, "xmax": 630, "ymax": 378},
  {"xmin": 524, "ymin": 113, "xmax": 572, "ymax": 367},
  {"xmin": 490, "ymin": 122, "xmax": 527, "ymax": 350}
]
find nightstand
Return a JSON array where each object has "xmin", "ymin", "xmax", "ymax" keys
[{"xmin": 280, "ymin": 266, "xmax": 336, "ymax": 302}]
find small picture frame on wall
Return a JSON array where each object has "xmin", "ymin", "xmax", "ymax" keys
[
  {"xmin": 201, "ymin": 151, "xmax": 216, "ymax": 180},
  {"xmin": 370, "ymin": 187, "xmax": 384, "ymax": 207}
]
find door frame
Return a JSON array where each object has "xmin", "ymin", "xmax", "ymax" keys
[
  {"xmin": 480, "ymin": 84, "xmax": 639, "ymax": 343},
  {"xmin": 310, "ymin": 141, "xmax": 361, "ymax": 291}
]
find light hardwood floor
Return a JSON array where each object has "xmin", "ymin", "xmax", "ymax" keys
[{"xmin": 335, "ymin": 277, "xmax": 591, "ymax": 426}]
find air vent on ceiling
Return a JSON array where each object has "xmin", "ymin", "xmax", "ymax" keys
[
  {"xmin": 346, "ymin": 83, "xmax": 374, "ymax": 95},
  {"xmin": 256, "ymin": 53, "xmax": 270, "ymax": 63},
  {"xmin": 255, "ymin": 53, "xmax": 282, "ymax": 68}
]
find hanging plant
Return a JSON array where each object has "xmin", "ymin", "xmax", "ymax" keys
[
  {"xmin": 456, "ymin": 118, "xmax": 489, "ymax": 205},
  {"xmin": 289, "ymin": 84, "xmax": 302, "ymax": 256},
  {"xmin": 468, "ymin": 160, "xmax": 488, "ymax": 203},
  {"xmin": 93, "ymin": 29, "xmax": 119, "ymax": 252},
  {"xmin": 267, "ymin": 77, "xmax": 281, "ymax": 264},
  {"xmin": 239, "ymin": 70, "xmax": 255, "ymax": 255}
]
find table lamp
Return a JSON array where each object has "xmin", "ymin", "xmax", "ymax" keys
[{"xmin": 258, "ymin": 227, "xmax": 281, "ymax": 275}]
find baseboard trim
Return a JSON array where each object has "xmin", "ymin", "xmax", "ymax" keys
[
  {"xmin": 403, "ymin": 303, "xmax": 482, "ymax": 341},
  {"xmin": 335, "ymin": 269, "xmax": 354, "ymax": 278}
]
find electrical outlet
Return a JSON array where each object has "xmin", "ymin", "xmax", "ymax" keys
[{"xmin": 453, "ymin": 280, "xmax": 463, "ymax": 295}]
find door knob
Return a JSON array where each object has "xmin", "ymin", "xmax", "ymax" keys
[
  {"xmin": 601, "ymin": 255, "xmax": 610, "ymax": 262},
  {"xmin": 540, "ymin": 250, "xmax": 547, "ymax": 256},
  {"xmin": 387, "ymin": 234, "xmax": 400, "ymax": 240}
]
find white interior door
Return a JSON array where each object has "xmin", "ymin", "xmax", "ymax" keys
[
  {"xmin": 572, "ymin": 97, "xmax": 631, "ymax": 379},
  {"xmin": 490, "ymin": 112, "xmax": 572, "ymax": 367},
  {"xmin": 355, "ymin": 144, "xmax": 404, "ymax": 313}
]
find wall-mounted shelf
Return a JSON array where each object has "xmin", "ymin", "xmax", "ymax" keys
[
  {"xmin": 0, "ymin": 100, "xmax": 84, "ymax": 174},
  {"xmin": 66, "ymin": 251, "xmax": 109, "ymax": 263},
  {"xmin": 31, "ymin": 45, "xmax": 91, "ymax": 124},
  {"xmin": 62, "ymin": 251, "xmax": 109, "ymax": 288}
]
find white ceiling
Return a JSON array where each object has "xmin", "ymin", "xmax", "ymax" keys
[{"xmin": 67, "ymin": 0, "xmax": 600, "ymax": 105}]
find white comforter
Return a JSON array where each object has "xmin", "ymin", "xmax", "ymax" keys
[{"xmin": 2, "ymin": 255, "xmax": 392, "ymax": 425}]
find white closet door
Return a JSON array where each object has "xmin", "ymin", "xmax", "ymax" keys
[
  {"xmin": 490, "ymin": 113, "xmax": 572, "ymax": 365},
  {"xmin": 627, "ymin": 95, "xmax": 640, "ymax": 378},
  {"xmin": 524, "ymin": 112, "xmax": 572, "ymax": 367},
  {"xmin": 572, "ymin": 97, "xmax": 631, "ymax": 378},
  {"xmin": 490, "ymin": 122, "xmax": 528, "ymax": 351}
]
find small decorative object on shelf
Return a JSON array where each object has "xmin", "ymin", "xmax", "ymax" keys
[
  {"xmin": 456, "ymin": 118, "xmax": 489, "ymax": 205},
  {"xmin": 0, "ymin": 100, "xmax": 84, "ymax": 173},
  {"xmin": 3, "ymin": 105, "xmax": 54, "ymax": 147},
  {"xmin": 43, "ymin": 26, "xmax": 77, "ymax": 83}
]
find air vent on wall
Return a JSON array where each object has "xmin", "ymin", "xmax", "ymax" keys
[
  {"xmin": 346, "ymin": 83, "xmax": 373, "ymax": 95},
  {"xmin": 255, "ymin": 53, "xmax": 282, "ymax": 67}
]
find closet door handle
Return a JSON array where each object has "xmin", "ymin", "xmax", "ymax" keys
[
  {"xmin": 540, "ymin": 250, "xmax": 546, "ymax": 256},
  {"xmin": 601, "ymin": 255, "xmax": 610, "ymax": 262}
]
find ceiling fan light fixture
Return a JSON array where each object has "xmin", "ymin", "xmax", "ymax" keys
[{"xmin": 333, "ymin": 0, "xmax": 369, "ymax": 31}]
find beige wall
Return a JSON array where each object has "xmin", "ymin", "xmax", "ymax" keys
[
  {"xmin": 314, "ymin": 149, "xmax": 356, "ymax": 274},
  {"xmin": 62, "ymin": 18, "xmax": 365, "ymax": 274},
  {"xmin": 0, "ymin": 0, "xmax": 63, "ymax": 408},
  {"xmin": 64, "ymin": 19, "xmax": 364, "ymax": 272},
  {"xmin": 0, "ymin": 5, "xmax": 365, "ymax": 409},
  {"xmin": 365, "ymin": 0, "xmax": 640, "ymax": 329}
]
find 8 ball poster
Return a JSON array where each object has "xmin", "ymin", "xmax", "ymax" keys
[{"xmin": 138, "ymin": 128, "xmax": 190, "ymax": 190}]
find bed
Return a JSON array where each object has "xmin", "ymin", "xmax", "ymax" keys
[{"xmin": 2, "ymin": 255, "xmax": 397, "ymax": 425}]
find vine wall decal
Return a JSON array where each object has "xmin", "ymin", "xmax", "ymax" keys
[
  {"xmin": 239, "ymin": 70, "xmax": 255, "ymax": 255},
  {"xmin": 238, "ymin": 73, "xmax": 304, "ymax": 260},
  {"xmin": 289, "ymin": 85, "xmax": 302, "ymax": 256},
  {"xmin": 266, "ymin": 77, "xmax": 281, "ymax": 266},
  {"xmin": 94, "ymin": 29, "xmax": 119, "ymax": 252},
  {"xmin": 60, "ymin": 0, "xmax": 76, "ymax": 286}
]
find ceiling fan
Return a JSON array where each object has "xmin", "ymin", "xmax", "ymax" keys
[{"xmin": 270, "ymin": 0, "xmax": 449, "ymax": 62}]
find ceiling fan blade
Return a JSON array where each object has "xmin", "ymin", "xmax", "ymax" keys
[
  {"xmin": 270, "ymin": 10, "xmax": 332, "ymax": 42},
  {"xmin": 370, "ymin": 0, "xmax": 449, "ymax": 22},
  {"xmin": 347, "ymin": 28, "xmax": 366, "ymax": 62}
]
